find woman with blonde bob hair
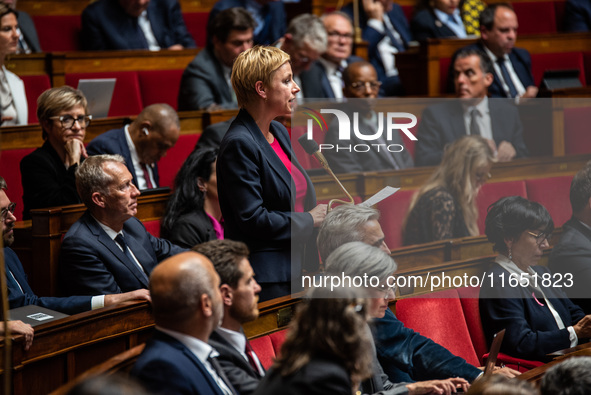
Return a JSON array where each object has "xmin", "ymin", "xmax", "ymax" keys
[
  {"xmin": 403, "ymin": 135, "xmax": 495, "ymax": 245},
  {"xmin": 217, "ymin": 46, "xmax": 327, "ymax": 301},
  {"xmin": 253, "ymin": 286, "xmax": 373, "ymax": 395}
]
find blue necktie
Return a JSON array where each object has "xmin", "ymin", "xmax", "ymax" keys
[
  {"xmin": 497, "ymin": 59, "xmax": 518, "ymax": 98},
  {"xmin": 115, "ymin": 233, "xmax": 149, "ymax": 283}
]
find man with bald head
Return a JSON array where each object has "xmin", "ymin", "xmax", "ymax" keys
[
  {"xmin": 59, "ymin": 155, "xmax": 185, "ymax": 296},
  {"xmin": 132, "ymin": 251, "xmax": 237, "ymax": 395},
  {"xmin": 87, "ymin": 103, "xmax": 180, "ymax": 190}
]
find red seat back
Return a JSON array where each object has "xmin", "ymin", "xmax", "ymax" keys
[
  {"xmin": 525, "ymin": 176, "xmax": 573, "ymax": 227},
  {"xmin": 20, "ymin": 74, "xmax": 51, "ymax": 124},
  {"xmin": 476, "ymin": 180, "xmax": 527, "ymax": 234},
  {"xmin": 31, "ymin": 15, "xmax": 81, "ymax": 51},
  {"xmin": 395, "ymin": 288, "xmax": 481, "ymax": 366},
  {"xmin": 377, "ymin": 188, "xmax": 417, "ymax": 249},
  {"xmin": 456, "ymin": 286, "xmax": 488, "ymax": 364},
  {"xmin": 512, "ymin": 2, "xmax": 557, "ymax": 34},
  {"xmin": 65, "ymin": 72, "xmax": 142, "ymax": 117},
  {"xmin": 531, "ymin": 52, "xmax": 586, "ymax": 86},
  {"xmin": 249, "ymin": 328, "xmax": 288, "ymax": 370},
  {"xmin": 158, "ymin": 134, "xmax": 201, "ymax": 188},
  {"xmin": 439, "ymin": 57, "xmax": 452, "ymax": 94},
  {"xmin": 142, "ymin": 219, "xmax": 161, "ymax": 238},
  {"xmin": 563, "ymin": 106, "xmax": 591, "ymax": 155},
  {"xmin": 182, "ymin": 12, "xmax": 209, "ymax": 48},
  {"xmin": 0, "ymin": 148, "xmax": 36, "ymax": 221},
  {"xmin": 138, "ymin": 69, "xmax": 184, "ymax": 110}
]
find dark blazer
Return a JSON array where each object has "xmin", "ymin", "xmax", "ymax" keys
[
  {"xmin": 132, "ymin": 330, "xmax": 231, "ymax": 395},
  {"xmin": 549, "ymin": 217, "xmax": 591, "ymax": 314},
  {"xmin": 17, "ymin": 11, "xmax": 41, "ymax": 52},
  {"xmin": 374, "ymin": 308, "xmax": 482, "ymax": 383},
  {"xmin": 411, "ymin": 9, "xmax": 458, "ymax": 41},
  {"xmin": 178, "ymin": 47, "xmax": 236, "ymax": 111},
  {"xmin": 87, "ymin": 127, "xmax": 160, "ymax": 189},
  {"xmin": 324, "ymin": 105, "xmax": 414, "ymax": 173},
  {"xmin": 194, "ymin": 118, "xmax": 234, "ymax": 151},
  {"xmin": 217, "ymin": 109, "xmax": 317, "ymax": 285},
  {"xmin": 20, "ymin": 141, "xmax": 81, "ymax": 220},
  {"xmin": 447, "ymin": 42, "xmax": 535, "ymax": 97},
  {"xmin": 252, "ymin": 358, "xmax": 353, "ymax": 395},
  {"xmin": 59, "ymin": 212, "xmax": 185, "ymax": 295},
  {"xmin": 209, "ymin": 330, "xmax": 263, "ymax": 395},
  {"xmin": 208, "ymin": 0, "xmax": 285, "ymax": 45},
  {"xmin": 80, "ymin": 0, "xmax": 196, "ymax": 51},
  {"xmin": 479, "ymin": 263, "xmax": 586, "ymax": 360},
  {"xmin": 299, "ymin": 56, "xmax": 364, "ymax": 99},
  {"xmin": 5, "ymin": 247, "xmax": 91, "ymax": 315},
  {"xmin": 564, "ymin": 0, "xmax": 591, "ymax": 32},
  {"xmin": 414, "ymin": 99, "xmax": 528, "ymax": 166},
  {"xmin": 161, "ymin": 210, "xmax": 218, "ymax": 249}
]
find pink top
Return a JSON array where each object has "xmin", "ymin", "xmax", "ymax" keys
[
  {"xmin": 206, "ymin": 213, "xmax": 224, "ymax": 240},
  {"xmin": 270, "ymin": 138, "xmax": 308, "ymax": 213}
]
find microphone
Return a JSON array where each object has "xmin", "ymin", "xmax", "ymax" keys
[{"xmin": 298, "ymin": 134, "xmax": 355, "ymax": 211}]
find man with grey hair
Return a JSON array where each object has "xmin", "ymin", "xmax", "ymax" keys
[
  {"xmin": 59, "ymin": 154, "xmax": 185, "ymax": 296},
  {"xmin": 275, "ymin": 13, "xmax": 327, "ymax": 98},
  {"xmin": 131, "ymin": 251, "xmax": 237, "ymax": 394},
  {"xmin": 540, "ymin": 356, "xmax": 591, "ymax": 395},
  {"xmin": 549, "ymin": 161, "xmax": 591, "ymax": 314},
  {"xmin": 318, "ymin": 204, "xmax": 497, "ymax": 384},
  {"xmin": 324, "ymin": 241, "xmax": 471, "ymax": 394},
  {"xmin": 87, "ymin": 103, "xmax": 180, "ymax": 190}
]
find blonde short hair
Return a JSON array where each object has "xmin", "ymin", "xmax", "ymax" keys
[{"xmin": 231, "ymin": 46, "xmax": 291, "ymax": 108}]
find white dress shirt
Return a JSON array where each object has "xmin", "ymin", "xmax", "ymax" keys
[
  {"xmin": 124, "ymin": 125, "xmax": 157, "ymax": 189},
  {"xmin": 483, "ymin": 46, "xmax": 526, "ymax": 98},
  {"xmin": 138, "ymin": 10, "xmax": 161, "ymax": 51},
  {"xmin": 462, "ymin": 96, "xmax": 493, "ymax": 140}
]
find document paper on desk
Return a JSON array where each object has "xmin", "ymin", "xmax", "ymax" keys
[{"xmin": 358, "ymin": 186, "xmax": 400, "ymax": 207}]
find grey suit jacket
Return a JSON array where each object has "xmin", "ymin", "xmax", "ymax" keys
[
  {"xmin": 178, "ymin": 47, "xmax": 236, "ymax": 111},
  {"xmin": 17, "ymin": 11, "xmax": 41, "ymax": 52},
  {"xmin": 209, "ymin": 330, "xmax": 263, "ymax": 395}
]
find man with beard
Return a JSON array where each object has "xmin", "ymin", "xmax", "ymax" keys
[{"xmin": 194, "ymin": 239, "xmax": 264, "ymax": 395}]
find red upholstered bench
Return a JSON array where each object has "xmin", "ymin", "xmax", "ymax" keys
[
  {"xmin": 525, "ymin": 175, "xmax": 574, "ymax": 227},
  {"xmin": 182, "ymin": 12, "xmax": 209, "ymax": 48},
  {"xmin": 512, "ymin": 2, "xmax": 557, "ymax": 34},
  {"xmin": 31, "ymin": 15, "xmax": 81, "ymax": 52},
  {"xmin": 0, "ymin": 148, "xmax": 36, "ymax": 221},
  {"xmin": 20, "ymin": 74, "xmax": 52, "ymax": 124},
  {"xmin": 142, "ymin": 219, "xmax": 161, "ymax": 238},
  {"xmin": 563, "ymin": 106, "xmax": 591, "ymax": 155},
  {"xmin": 249, "ymin": 329, "xmax": 288, "ymax": 370},
  {"xmin": 65, "ymin": 71, "xmax": 143, "ymax": 118},
  {"xmin": 476, "ymin": 180, "xmax": 527, "ymax": 234},
  {"xmin": 531, "ymin": 52, "xmax": 586, "ymax": 86},
  {"xmin": 138, "ymin": 69, "xmax": 184, "ymax": 110},
  {"xmin": 377, "ymin": 188, "xmax": 417, "ymax": 249},
  {"xmin": 158, "ymin": 133, "xmax": 201, "ymax": 188}
]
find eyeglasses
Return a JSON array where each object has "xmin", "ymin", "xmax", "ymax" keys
[
  {"xmin": 350, "ymin": 81, "xmax": 382, "ymax": 91},
  {"xmin": 374, "ymin": 285, "xmax": 396, "ymax": 300},
  {"xmin": 527, "ymin": 231, "xmax": 551, "ymax": 245},
  {"xmin": 1, "ymin": 202, "xmax": 16, "ymax": 222},
  {"xmin": 327, "ymin": 31, "xmax": 354, "ymax": 40},
  {"xmin": 49, "ymin": 115, "xmax": 92, "ymax": 129}
]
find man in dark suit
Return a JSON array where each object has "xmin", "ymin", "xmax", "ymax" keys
[
  {"xmin": 59, "ymin": 155, "xmax": 185, "ymax": 296},
  {"xmin": 416, "ymin": 48, "xmax": 528, "ymax": 167},
  {"xmin": 87, "ymin": 103, "xmax": 180, "ymax": 190},
  {"xmin": 342, "ymin": 0, "xmax": 413, "ymax": 96},
  {"xmin": 80, "ymin": 0, "xmax": 196, "ymax": 51},
  {"xmin": 317, "ymin": 204, "xmax": 517, "ymax": 384},
  {"xmin": 448, "ymin": 4, "xmax": 537, "ymax": 99},
  {"xmin": 194, "ymin": 240, "xmax": 265, "ymax": 395},
  {"xmin": 195, "ymin": 118, "xmax": 234, "ymax": 151},
  {"xmin": 131, "ymin": 251, "xmax": 237, "ymax": 395},
  {"xmin": 3, "ymin": 0, "xmax": 41, "ymax": 52},
  {"xmin": 564, "ymin": 0, "xmax": 591, "ymax": 32},
  {"xmin": 178, "ymin": 8, "xmax": 255, "ymax": 111},
  {"xmin": 550, "ymin": 162, "xmax": 591, "ymax": 314},
  {"xmin": 208, "ymin": 0, "xmax": 285, "ymax": 45},
  {"xmin": 0, "ymin": 176, "xmax": 150, "ymax": 315},
  {"xmin": 323, "ymin": 61, "xmax": 413, "ymax": 173},
  {"xmin": 299, "ymin": 12, "xmax": 363, "ymax": 99}
]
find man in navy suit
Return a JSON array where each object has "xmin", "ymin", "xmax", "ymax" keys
[
  {"xmin": 194, "ymin": 240, "xmax": 265, "ymax": 395},
  {"xmin": 207, "ymin": 0, "xmax": 285, "ymax": 45},
  {"xmin": 416, "ymin": 48, "xmax": 528, "ymax": 167},
  {"xmin": 87, "ymin": 103, "xmax": 180, "ymax": 190},
  {"xmin": 564, "ymin": 0, "xmax": 591, "ymax": 32},
  {"xmin": 299, "ymin": 12, "xmax": 363, "ymax": 99},
  {"xmin": 550, "ymin": 162, "xmax": 591, "ymax": 314},
  {"xmin": 131, "ymin": 251, "xmax": 237, "ymax": 395},
  {"xmin": 0, "ymin": 176, "xmax": 150, "ymax": 315},
  {"xmin": 80, "ymin": 0, "xmax": 196, "ymax": 51},
  {"xmin": 59, "ymin": 155, "xmax": 185, "ymax": 296},
  {"xmin": 342, "ymin": 0, "xmax": 413, "ymax": 96},
  {"xmin": 317, "ymin": 204, "xmax": 517, "ymax": 384},
  {"xmin": 448, "ymin": 3, "xmax": 537, "ymax": 99}
]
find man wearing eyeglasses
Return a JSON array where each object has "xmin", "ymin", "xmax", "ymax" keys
[
  {"xmin": 0, "ymin": 175, "xmax": 150, "ymax": 349},
  {"xmin": 322, "ymin": 61, "xmax": 413, "ymax": 174},
  {"xmin": 86, "ymin": 103, "xmax": 180, "ymax": 190},
  {"xmin": 299, "ymin": 12, "xmax": 363, "ymax": 99}
]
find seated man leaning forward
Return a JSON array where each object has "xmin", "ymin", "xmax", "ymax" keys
[{"xmin": 59, "ymin": 154, "xmax": 186, "ymax": 296}]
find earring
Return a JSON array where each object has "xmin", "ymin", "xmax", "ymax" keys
[{"xmin": 508, "ymin": 246, "xmax": 512, "ymax": 261}]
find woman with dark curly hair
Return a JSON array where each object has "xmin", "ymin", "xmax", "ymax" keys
[{"xmin": 160, "ymin": 148, "xmax": 222, "ymax": 248}]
